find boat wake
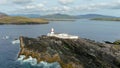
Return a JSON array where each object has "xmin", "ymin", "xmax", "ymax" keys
[{"xmin": 17, "ymin": 55, "xmax": 61, "ymax": 68}]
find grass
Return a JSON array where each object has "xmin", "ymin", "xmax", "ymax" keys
[
  {"xmin": 0, "ymin": 16, "xmax": 48, "ymax": 24},
  {"xmin": 113, "ymin": 45, "xmax": 120, "ymax": 50},
  {"xmin": 113, "ymin": 40, "xmax": 120, "ymax": 45}
]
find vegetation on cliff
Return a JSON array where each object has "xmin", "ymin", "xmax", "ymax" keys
[
  {"xmin": 113, "ymin": 40, "xmax": 120, "ymax": 45},
  {"xmin": 19, "ymin": 36, "xmax": 120, "ymax": 68},
  {"xmin": 0, "ymin": 16, "xmax": 48, "ymax": 24},
  {"xmin": 104, "ymin": 40, "xmax": 120, "ymax": 45}
]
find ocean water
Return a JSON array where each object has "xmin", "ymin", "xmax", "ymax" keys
[{"xmin": 0, "ymin": 19, "xmax": 120, "ymax": 68}]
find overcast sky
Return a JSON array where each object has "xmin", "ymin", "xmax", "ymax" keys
[{"xmin": 0, "ymin": 0, "xmax": 120, "ymax": 16}]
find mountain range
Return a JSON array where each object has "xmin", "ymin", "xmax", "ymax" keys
[
  {"xmin": 40, "ymin": 13, "xmax": 75, "ymax": 19},
  {"xmin": 10, "ymin": 13, "xmax": 118, "ymax": 19},
  {"xmin": 75, "ymin": 14, "xmax": 117, "ymax": 19},
  {"xmin": 1, "ymin": 12, "xmax": 119, "ymax": 19},
  {"xmin": 11, "ymin": 14, "xmax": 41, "ymax": 18}
]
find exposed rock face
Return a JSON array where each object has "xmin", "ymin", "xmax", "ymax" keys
[{"xmin": 19, "ymin": 36, "xmax": 120, "ymax": 68}]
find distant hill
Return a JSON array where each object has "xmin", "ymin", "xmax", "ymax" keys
[
  {"xmin": 0, "ymin": 12, "xmax": 8, "ymax": 18},
  {"xmin": 10, "ymin": 13, "xmax": 74, "ymax": 19},
  {"xmin": 40, "ymin": 13, "xmax": 75, "ymax": 19},
  {"xmin": 75, "ymin": 14, "xmax": 118, "ymax": 19},
  {"xmin": 10, "ymin": 14, "xmax": 41, "ymax": 18},
  {"xmin": 10, "ymin": 13, "xmax": 119, "ymax": 20},
  {"xmin": 40, "ymin": 14, "xmax": 118, "ymax": 19},
  {"xmin": 0, "ymin": 16, "xmax": 48, "ymax": 25},
  {"xmin": 0, "ymin": 12, "xmax": 48, "ymax": 25},
  {"xmin": 39, "ymin": 13, "xmax": 75, "ymax": 21}
]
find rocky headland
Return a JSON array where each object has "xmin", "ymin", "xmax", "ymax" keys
[{"xmin": 18, "ymin": 36, "xmax": 120, "ymax": 68}]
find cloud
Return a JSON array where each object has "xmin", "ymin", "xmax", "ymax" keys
[
  {"xmin": 10, "ymin": 0, "xmax": 120, "ymax": 14},
  {"xmin": 12, "ymin": 2, "xmax": 48, "ymax": 14},
  {"xmin": 110, "ymin": 1, "xmax": 120, "ymax": 9},
  {"xmin": 84, "ymin": 0, "xmax": 93, "ymax": 1},
  {"xmin": 13, "ymin": 4, "xmax": 73, "ymax": 14},
  {"xmin": 98, "ymin": 1, "xmax": 120, "ymax": 9},
  {"xmin": 12, "ymin": 0, "xmax": 33, "ymax": 5},
  {"xmin": 75, "ymin": 1, "xmax": 120, "ymax": 11},
  {"xmin": 59, "ymin": 0, "xmax": 74, "ymax": 5},
  {"xmin": 0, "ymin": 0, "xmax": 7, "ymax": 5}
]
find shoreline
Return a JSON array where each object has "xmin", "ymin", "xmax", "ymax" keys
[{"xmin": 0, "ymin": 22, "xmax": 49, "ymax": 25}]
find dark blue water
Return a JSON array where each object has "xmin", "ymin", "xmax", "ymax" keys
[{"xmin": 0, "ymin": 19, "xmax": 120, "ymax": 68}]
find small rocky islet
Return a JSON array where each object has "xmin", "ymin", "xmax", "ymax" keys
[{"xmin": 18, "ymin": 35, "xmax": 120, "ymax": 68}]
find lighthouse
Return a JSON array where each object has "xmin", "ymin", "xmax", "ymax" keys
[
  {"xmin": 51, "ymin": 28, "xmax": 54, "ymax": 34},
  {"xmin": 47, "ymin": 28, "xmax": 79, "ymax": 39}
]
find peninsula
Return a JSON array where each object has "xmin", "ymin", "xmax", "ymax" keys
[
  {"xmin": 0, "ymin": 12, "xmax": 48, "ymax": 24},
  {"xmin": 91, "ymin": 18, "xmax": 120, "ymax": 21},
  {"xmin": 18, "ymin": 34, "xmax": 120, "ymax": 68},
  {"xmin": 0, "ymin": 16, "xmax": 48, "ymax": 25}
]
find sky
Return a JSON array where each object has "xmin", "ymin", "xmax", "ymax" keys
[{"xmin": 0, "ymin": 0, "xmax": 120, "ymax": 16}]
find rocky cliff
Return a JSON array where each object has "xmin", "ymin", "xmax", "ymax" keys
[{"xmin": 19, "ymin": 36, "xmax": 120, "ymax": 68}]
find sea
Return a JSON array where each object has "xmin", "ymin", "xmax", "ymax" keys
[{"xmin": 0, "ymin": 19, "xmax": 120, "ymax": 68}]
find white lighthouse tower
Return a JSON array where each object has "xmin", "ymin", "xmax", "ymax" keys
[
  {"xmin": 51, "ymin": 28, "xmax": 54, "ymax": 34},
  {"xmin": 47, "ymin": 28, "xmax": 55, "ymax": 36}
]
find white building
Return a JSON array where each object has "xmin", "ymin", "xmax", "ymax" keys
[{"xmin": 47, "ymin": 28, "xmax": 79, "ymax": 39}]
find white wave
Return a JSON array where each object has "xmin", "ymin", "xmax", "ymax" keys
[
  {"xmin": 17, "ymin": 55, "xmax": 61, "ymax": 68},
  {"xmin": 18, "ymin": 55, "xmax": 26, "ymax": 61},
  {"xmin": 12, "ymin": 39, "xmax": 20, "ymax": 44},
  {"xmin": 2, "ymin": 36, "xmax": 9, "ymax": 40},
  {"xmin": 23, "ymin": 56, "xmax": 37, "ymax": 65}
]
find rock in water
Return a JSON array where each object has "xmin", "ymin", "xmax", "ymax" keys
[{"xmin": 18, "ymin": 36, "xmax": 120, "ymax": 68}]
